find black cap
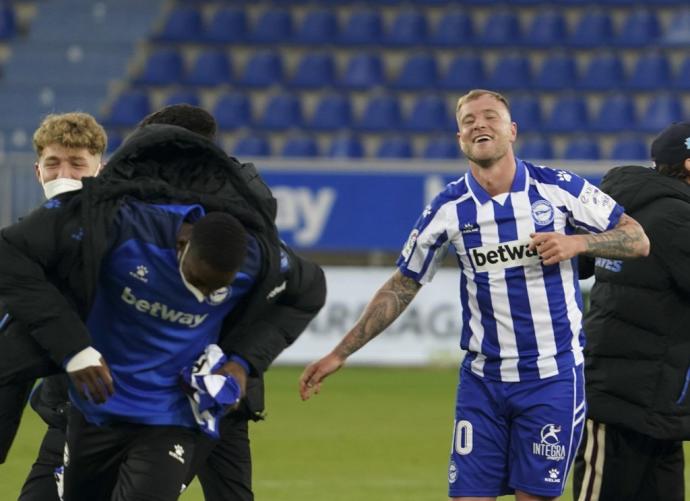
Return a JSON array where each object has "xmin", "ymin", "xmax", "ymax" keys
[{"xmin": 650, "ymin": 121, "xmax": 690, "ymax": 166}]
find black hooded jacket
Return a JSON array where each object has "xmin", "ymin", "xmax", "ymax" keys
[{"xmin": 585, "ymin": 165, "xmax": 690, "ymax": 440}]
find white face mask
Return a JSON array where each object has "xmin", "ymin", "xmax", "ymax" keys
[
  {"xmin": 41, "ymin": 177, "xmax": 83, "ymax": 199},
  {"xmin": 178, "ymin": 242, "xmax": 206, "ymax": 303}
]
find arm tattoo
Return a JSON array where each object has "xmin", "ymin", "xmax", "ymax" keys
[
  {"xmin": 583, "ymin": 214, "xmax": 648, "ymax": 258},
  {"xmin": 334, "ymin": 272, "xmax": 422, "ymax": 359}
]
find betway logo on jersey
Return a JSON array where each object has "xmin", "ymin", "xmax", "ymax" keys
[
  {"xmin": 468, "ymin": 239, "xmax": 541, "ymax": 273},
  {"xmin": 121, "ymin": 287, "xmax": 208, "ymax": 328}
]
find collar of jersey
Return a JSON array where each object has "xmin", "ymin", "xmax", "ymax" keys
[{"xmin": 465, "ymin": 158, "xmax": 528, "ymax": 205}]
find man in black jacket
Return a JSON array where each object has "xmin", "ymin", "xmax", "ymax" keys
[{"xmin": 573, "ymin": 122, "xmax": 690, "ymax": 501}]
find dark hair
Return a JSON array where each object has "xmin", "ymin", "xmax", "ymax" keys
[
  {"xmin": 138, "ymin": 104, "xmax": 217, "ymax": 140},
  {"xmin": 655, "ymin": 161, "xmax": 688, "ymax": 180},
  {"xmin": 189, "ymin": 212, "xmax": 248, "ymax": 273}
]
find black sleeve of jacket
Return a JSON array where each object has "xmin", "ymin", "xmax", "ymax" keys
[
  {"xmin": 650, "ymin": 204, "xmax": 690, "ymax": 296},
  {"xmin": 220, "ymin": 245, "xmax": 326, "ymax": 375},
  {"xmin": 0, "ymin": 204, "xmax": 91, "ymax": 366}
]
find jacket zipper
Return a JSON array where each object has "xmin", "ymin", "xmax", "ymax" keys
[{"xmin": 675, "ymin": 366, "xmax": 690, "ymax": 405}]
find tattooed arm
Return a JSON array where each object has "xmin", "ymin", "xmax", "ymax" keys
[
  {"xmin": 529, "ymin": 213, "xmax": 650, "ymax": 266},
  {"xmin": 299, "ymin": 270, "xmax": 422, "ymax": 400}
]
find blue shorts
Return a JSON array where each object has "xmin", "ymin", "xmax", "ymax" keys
[{"xmin": 447, "ymin": 365, "xmax": 585, "ymax": 498}]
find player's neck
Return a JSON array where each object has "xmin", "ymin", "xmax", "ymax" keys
[{"xmin": 469, "ymin": 155, "xmax": 516, "ymax": 197}]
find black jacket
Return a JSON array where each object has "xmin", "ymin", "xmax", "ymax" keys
[{"xmin": 584, "ymin": 165, "xmax": 690, "ymax": 440}]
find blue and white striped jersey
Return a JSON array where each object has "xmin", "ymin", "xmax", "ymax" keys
[{"xmin": 397, "ymin": 159, "xmax": 624, "ymax": 382}]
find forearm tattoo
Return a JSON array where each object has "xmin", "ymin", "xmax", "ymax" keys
[
  {"xmin": 334, "ymin": 272, "xmax": 421, "ymax": 358},
  {"xmin": 583, "ymin": 215, "xmax": 648, "ymax": 258}
]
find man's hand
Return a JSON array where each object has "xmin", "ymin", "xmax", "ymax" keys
[
  {"xmin": 529, "ymin": 232, "xmax": 586, "ymax": 266},
  {"xmin": 213, "ymin": 361, "xmax": 248, "ymax": 398},
  {"xmin": 299, "ymin": 352, "xmax": 345, "ymax": 401},
  {"xmin": 66, "ymin": 348, "xmax": 114, "ymax": 404}
]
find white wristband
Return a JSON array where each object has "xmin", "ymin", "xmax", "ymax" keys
[{"xmin": 65, "ymin": 346, "xmax": 103, "ymax": 373}]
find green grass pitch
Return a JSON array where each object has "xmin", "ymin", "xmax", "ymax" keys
[{"xmin": 2, "ymin": 367, "xmax": 689, "ymax": 500}]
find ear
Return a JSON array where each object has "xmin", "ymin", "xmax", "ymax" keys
[{"xmin": 34, "ymin": 163, "xmax": 42, "ymax": 183}]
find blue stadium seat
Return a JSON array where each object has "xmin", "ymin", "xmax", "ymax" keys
[
  {"xmin": 522, "ymin": 11, "xmax": 566, "ymax": 47},
  {"xmin": 477, "ymin": 11, "xmax": 521, "ymax": 47},
  {"xmin": 384, "ymin": 10, "xmax": 428, "ymax": 46},
  {"xmin": 486, "ymin": 55, "xmax": 532, "ymax": 91},
  {"xmin": 163, "ymin": 89, "xmax": 201, "ymax": 107},
  {"xmin": 430, "ymin": 11, "xmax": 474, "ymax": 47},
  {"xmin": 135, "ymin": 49, "xmax": 184, "ymax": 85},
  {"xmin": 185, "ymin": 50, "xmax": 232, "ymax": 86},
  {"xmin": 357, "ymin": 95, "xmax": 402, "ymax": 132},
  {"xmin": 256, "ymin": 93, "xmax": 303, "ymax": 131},
  {"xmin": 405, "ymin": 95, "xmax": 449, "ymax": 133},
  {"xmin": 614, "ymin": 10, "xmax": 660, "ymax": 47},
  {"xmin": 376, "ymin": 137, "xmax": 413, "ymax": 159},
  {"xmin": 661, "ymin": 9, "xmax": 690, "ymax": 46},
  {"xmin": 328, "ymin": 134, "xmax": 364, "ymax": 158},
  {"xmin": 391, "ymin": 54, "xmax": 438, "ymax": 90},
  {"xmin": 282, "ymin": 135, "xmax": 319, "ymax": 158},
  {"xmin": 563, "ymin": 137, "xmax": 601, "ymax": 160},
  {"xmin": 339, "ymin": 10, "xmax": 382, "ymax": 45},
  {"xmin": 0, "ymin": 3, "xmax": 16, "ymax": 40},
  {"xmin": 106, "ymin": 132, "xmax": 123, "ymax": 154},
  {"xmin": 288, "ymin": 53, "xmax": 335, "ymax": 89},
  {"xmin": 639, "ymin": 95, "xmax": 684, "ymax": 133},
  {"xmin": 568, "ymin": 11, "xmax": 613, "ymax": 48},
  {"xmin": 293, "ymin": 9, "xmax": 337, "ymax": 44},
  {"xmin": 673, "ymin": 56, "xmax": 690, "ymax": 90},
  {"xmin": 510, "ymin": 95, "xmax": 542, "ymax": 133},
  {"xmin": 516, "ymin": 137, "xmax": 553, "ymax": 160},
  {"xmin": 610, "ymin": 137, "xmax": 647, "ymax": 160},
  {"xmin": 543, "ymin": 95, "xmax": 590, "ymax": 133},
  {"xmin": 534, "ymin": 54, "xmax": 577, "ymax": 91},
  {"xmin": 339, "ymin": 53, "xmax": 384, "ymax": 89},
  {"xmin": 106, "ymin": 90, "xmax": 151, "ymax": 127},
  {"xmin": 238, "ymin": 51, "xmax": 283, "ymax": 87},
  {"xmin": 308, "ymin": 94, "xmax": 352, "ymax": 131},
  {"xmin": 423, "ymin": 137, "xmax": 459, "ymax": 159},
  {"xmin": 626, "ymin": 53, "xmax": 672, "ymax": 91},
  {"xmin": 233, "ymin": 135, "xmax": 271, "ymax": 157},
  {"xmin": 577, "ymin": 54, "xmax": 625, "ymax": 90},
  {"xmin": 157, "ymin": 6, "xmax": 204, "ymax": 42},
  {"xmin": 205, "ymin": 7, "xmax": 247, "ymax": 44},
  {"xmin": 251, "ymin": 9, "xmax": 293, "ymax": 44},
  {"xmin": 592, "ymin": 94, "xmax": 637, "ymax": 133},
  {"xmin": 439, "ymin": 55, "xmax": 486, "ymax": 90},
  {"xmin": 213, "ymin": 93, "xmax": 252, "ymax": 130}
]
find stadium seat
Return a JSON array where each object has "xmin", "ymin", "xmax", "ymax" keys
[
  {"xmin": 384, "ymin": 10, "xmax": 428, "ymax": 46},
  {"xmin": 610, "ymin": 137, "xmax": 647, "ymax": 160},
  {"xmin": 430, "ymin": 11, "xmax": 474, "ymax": 47},
  {"xmin": 563, "ymin": 137, "xmax": 601, "ymax": 160},
  {"xmin": 626, "ymin": 53, "xmax": 672, "ymax": 90},
  {"xmin": 205, "ymin": 7, "xmax": 248, "ymax": 44},
  {"xmin": 339, "ymin": 53, "xmax": 384, "ymax": 89},
  {"xmin": 516, "ymin": 137, "xmax": 554, "ymax": 160},
  {"xmin": 510, "ymin": 95, "xmax": 542, "ymax": 133},
  {"xmin": 233, "ymin": 135, "xmax": 271, "ymax": 157},
  {"xmin": 213, "ymin": 93, "xmax": 252, "ymax": 130},
  {"xmin": 106, "ymin": 90, "xmax": 151, "ymax": 127},
  {"xmin": 106, "ymin": 132, "xmax": 123, "ymax": 154},
  {"xmin": 477, "ymin": 11, "xmax": 521, "ymax": 47},
  {"xmin": 439, "ymin": 55, "xmax": 486, "ymax": 90},
  {"xmin": 638, "ymin": 95, "xmax": 684, "ymax": 133},
  {"xmin": 376, "ymin": 137, "xmax": 413, "ymax": 159},
  {"xmin": 282, "ymin": 135, "xmax": 319, "ymax": 158},
  {"xmin": 577, "ymin": 54, "xmax": 625, "ymax": 90},
  {"xmin": 614, "ymin": 10, "xmax": 660, "ymax": 47},
  {"xmin": 391, "ymin": 54, "xmax": 438, "ymax": 90},
  {"xmin": 339, "ymin": 10, "xmax": 382, "ymax": 45},
  {"xmin": 423, "ymin": 137, "xmax": 460, "ymax": 159},
  {"xmin": 357, "ymin": 95, "xmax": 402, "ymax": 132},
  {"xmin": 238, "ymin": 51, "xmax": 283, "ymax": 88},
  {"xmin": 328, "ymin": 134, "xmax": 364, "ymax": 158},
  {"xmin": 135, "ymin": 49, "xmax": 185, "ymax": 86},
  {"xmin": 522, "ymin": 11, "xmax": 567, "ymax": 47},
  {"xmin": 0, "ymin": 3, "xmax": 16, "ymax": 40},
  {"xmin": 673, "ymin": 56, "xmax": 690, "ymax": 90},
  {"xmin": 485, "ymin": 55, "xmax": 532, "ymax": 91},
  {"xmin": 405, "ymin": 95, "xmax": 449, "ymax": 133},
  {"xmin": 163, "ymin": 89, "xmax": 201, "ymax": 107},
  {"xmin": 288, "ymin": 53, "xmax": 335, "ymax": 89},
  {"xmin": 308, "ymin": 94, "xmax": 352, "ymax": 131},
  {"xmin": 592, "ymin": 94, "xmax": 637, "ymax": 133},
  {"xmin": 185, "ymin": 50, "xmax": 232, "ymax": 86},
  {"xmin": 157, "ymin": 6, "xmax": 204, "ymax": 42},
  {"xmin": 293, "ymin": 9, "xmax": 337, "ymax": 44},
  {"xmin": 543, "ymin": 95, "xmax": 590, "ymax": 133},
  {"xmin": 661, "ymin": 9, "xmax": 690, "ymax": 46},
  {"xmin": 568, "ymin": 11, "xmax": 613, "ymax": 48},
  {"xmin": 533, "ymin": 54, "xmax": 578, "ymax": 91},
  {"xmin": 251, "ymin": 9, "xmax": 293, "ymax": 44},
  {"xmin": 256, "ymin": 93, "xmax": 303, "ymax": 130}
]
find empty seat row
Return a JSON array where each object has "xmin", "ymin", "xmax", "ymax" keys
[
  {"xmin": 136, "ymin": 49, "xmax": 690, "ymax": 91},
  {"xmin": 156, "ymin": 6, "xmax": 690, "ymax": 47}
]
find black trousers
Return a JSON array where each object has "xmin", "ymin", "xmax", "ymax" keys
[
  {"xmin": 573, "ymin": 418, "xmax": 685, "ymax": 501},
  {"xmin": 62, "ymin": 408, "xmax": 198, "ymax": 501},
  {"xmin": 18, "ymin": 425, "xmax": 63, "ymax": 501}
]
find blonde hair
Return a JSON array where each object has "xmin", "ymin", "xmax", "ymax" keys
[
  {"xmin": 456, "ymin": 89, "xmax": 510, "ymax": 115},
  {"xmin": 33, "ymin": 112, "xmax": 107, "ymax": 157}
]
